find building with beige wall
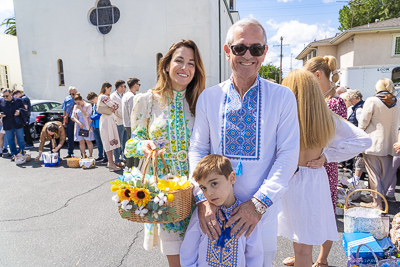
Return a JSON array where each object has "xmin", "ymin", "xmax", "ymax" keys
[
  {"xmin": 297, "ymin": 18, "xmax": 400, "ymax": 97},
  {"xmin": 0, "ymin": 34, "xmax": 23, "ymax": 91}
]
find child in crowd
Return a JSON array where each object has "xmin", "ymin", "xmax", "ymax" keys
[{"xmin": 180, "ymin": 154, "xmax": 263, "ymax": 267}]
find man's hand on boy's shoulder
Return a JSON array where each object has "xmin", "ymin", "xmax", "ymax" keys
[
  {"xmin": 226, "ymin": 200, "xmax": 262, "ymax": 239},
  {"xmin": 198, "ymin": 201, "xmax": 221, "ymax": 240}
]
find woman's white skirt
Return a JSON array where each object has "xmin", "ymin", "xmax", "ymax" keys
[{"xmin": 278, "ymin": 166, "xmax": 339, "ymax": 245}]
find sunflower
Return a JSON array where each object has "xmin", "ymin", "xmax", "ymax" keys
[
  {"xmin": 117, "ymin": 186, "xmax": 133, "ymax": 201},
  {"xmin": 130, "ymin": 187, "xmax": 152, "ymax": 207}
]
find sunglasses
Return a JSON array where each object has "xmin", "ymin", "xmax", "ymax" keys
[
  {"xmin": 2, "ymin": 94, "xmax": 10, "ymax": 98},
  {"xmin": 230, "ymin": 44, "xmax": 266, "ymax": 57}
]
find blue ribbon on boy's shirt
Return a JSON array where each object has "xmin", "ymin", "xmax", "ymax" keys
[{"xmin": 217, "ymin": 209, "xmax": 232, "ymax": 248}]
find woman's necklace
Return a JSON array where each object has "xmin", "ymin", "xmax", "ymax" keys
[{"xmin": 323, "ymin": 86, "xmax": 335, "ymax": 97}]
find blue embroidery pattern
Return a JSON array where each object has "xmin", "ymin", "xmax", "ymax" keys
[
  {"xmin": 254, "ymin": 191, "xmax": 273, "ymax": 207},
  {"xmin": 206, "ymin": 200, "xmax": 240, "ymax": 267},
  {"xmin": 222, "ymin": 80, "xmax": 261, "ymax": 160},
  {"xmin": 194, "ymin": 193, "xmax": 207, "ymax": 203}
]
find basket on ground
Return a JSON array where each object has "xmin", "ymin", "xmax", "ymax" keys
[
  {"xmin": 80, "ymin": 156, "xmax": 95, "ymax": 169},
  {"xmin": 67, "ymin": 157, "xmax": 81, "ymax": 168},
  {"xmin": 344, "ymin": 189, "xmax": 388, "ymax": 240},
  {"xmin": 112, "ymin": 150, "xmax": 193, "ymax": 224}
]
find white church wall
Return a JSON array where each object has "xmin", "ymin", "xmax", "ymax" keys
[
  {"xmin": 0, "ymin": 34, "xmax": 23, "ymax": 91},
  {"xmin": 14, "ymin": 0, "xmax": 237, "ymax": 101}
]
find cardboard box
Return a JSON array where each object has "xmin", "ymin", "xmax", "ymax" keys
[{"xmin": 343, "ymin": 232, "xmax": 384, "ymax": 265}]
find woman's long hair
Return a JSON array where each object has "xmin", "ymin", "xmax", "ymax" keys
[
  {"xmin": 99, "ymin": 81, "xmax": 112, "ymax": 96},
  {"xmin": 304, "ymin": 56, "xmax": 339, "ymax": 100},
  {"xmin": 153, "ymin": 39, "xmax": 206, "ymax": 115},
  {"xmin": 282, "ymin": 69, "xmax": 335, "ymax": 150}
]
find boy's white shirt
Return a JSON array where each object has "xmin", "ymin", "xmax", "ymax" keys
[{"xmin": 180, "ymin": 201, "xmax": 263, "ymax": 267}]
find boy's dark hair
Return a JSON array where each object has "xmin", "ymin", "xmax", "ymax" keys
[
  {"xmin": 127, "ymin": 77, "xmax": 140, "ymax": 89},
  {"xmin": 115, "ymin": 80, "xmax": 125, "ymax": 89},
  {"xmin": 87, "ymin": 91, "xmax": 98, "ymax": 101},
  {"xmin": 192, "ymin": 154, "xmax": 233, "ymax": 182}
]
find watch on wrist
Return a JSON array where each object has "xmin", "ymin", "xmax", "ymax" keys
[{"xmin": 251, "ymin": 197, "xmax": 267, "ymax": 215}]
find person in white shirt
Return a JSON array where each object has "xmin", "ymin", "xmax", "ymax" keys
[
  {"xmin": 110, "ymin": 80, "xmax": 127, "ymax": 168},
  {"xmin": 181, "ymin": 154, "xmax": 263, "ymax": 267},
  {"xmin": 121, "ymin": 77, "xmax": 140, "ymax": 168},
  {"xmin": 188, "ymin": 18, "xmax": 300, "ymax": 266}
]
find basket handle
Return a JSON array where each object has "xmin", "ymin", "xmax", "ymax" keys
[
  {"xmin": 141, "ymin": 150, "xmax": 154, "ymax": 183},
  {"xmin": 140, "ymin": 149, "xmax": 170, "ymax": 184},
  {"xmin": 344, "ymin": 189, "xmax": 388, "ymax": 213},
  {"xmin": 159, "ymin": 153, "xmax": 170, "ymax": 174},
  {"xmin": 355, "ymin": 243, "xmax": 379, "ymax": 264},
  {"xmin": 152, "ymin": 150, "xmax": 159, "ymax": 184}
]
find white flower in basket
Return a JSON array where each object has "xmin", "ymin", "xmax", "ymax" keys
[
  {"xmin": 154, "ymin": 192, "xmax": 167, "ymax": 206},
  {"xmin": 121, "ymin": 200, "xmax": 132, "ymax": 211},
  {"xmin": 112, "ymin": 195, "xmax": 121, "ymax": 206},
  {"xmin": 135, "ymin": 206, "xmax": 148, "ymax": 217}
]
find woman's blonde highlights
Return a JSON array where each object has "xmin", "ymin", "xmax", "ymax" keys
[{"xmin": 282, "ymin": 69, "xmax": 335, "ymax": 150}]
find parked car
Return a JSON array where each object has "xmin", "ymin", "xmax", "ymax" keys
[
  {"xmin": 29, "ymin": 100, "xmax": 62, "ymax": 139},
  {"xmin": 34, "ymin": 104, "xmax": 64, "ymax": 135}
]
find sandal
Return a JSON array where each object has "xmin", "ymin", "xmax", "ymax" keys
[
  {"xmin": 283, "ymin": 256, "xmax": 295, "ymax": 266},
  {"xmin": 107, "ymin": 164, "xmax": 121, "ymax": 172},
  {"xmin": 313, "ymin": 261, "xmax": 328, "ymax": 267}
]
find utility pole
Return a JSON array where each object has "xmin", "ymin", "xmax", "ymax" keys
[
  {"xmin": 290, "ymin": 53, "xmax": 293, "ymax": 72},
  {"xmin": 274, "ymin": 36, "xmax": 290, "ymax": 84}
]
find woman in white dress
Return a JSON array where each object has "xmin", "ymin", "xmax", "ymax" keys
[
  {"xmin": 278, "ymin": 69, "xmax": 372, "ymax": 267},
  {"xmin": 97, "ymin": 82, "xmax": 121, "ymax": 171}
]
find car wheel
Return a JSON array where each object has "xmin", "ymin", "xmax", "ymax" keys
[{"xmin": 30, "ymin": 124, "xmax": 39, "ymax": 140}]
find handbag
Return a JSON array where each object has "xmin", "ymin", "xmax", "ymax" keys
[
  {"xmin": 64, "ymin": 103, "xmax": 76, "ymax": 126},
  {"xmin": 344, "ymin": 189, "xmax": 388, "ymax": 240},
  {"xmin": 78, "ymin": 128, "xmax": 89, "ymax": 137},
  {"xmin": 96, "ymin": 100, "xmax": 113, "ymax": 115}
]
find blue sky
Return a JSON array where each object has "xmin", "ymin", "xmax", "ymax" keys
[
  {"xmin": 236, "ymin": 0, "xmax": 347, "ymax": 73},
  {"xmin": 0, "ymin": 0, "xmax": 348, "ymax": 75}
]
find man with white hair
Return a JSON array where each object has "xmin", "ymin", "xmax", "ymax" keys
[
  {"xmin": 62, "ymin": 86, "xmax": 77, "ymax": 158},
  {"xmin": 188, "ymin": 18, "xmax": 300, "ymax": 266}
]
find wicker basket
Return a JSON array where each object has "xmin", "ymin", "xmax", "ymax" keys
[
  {"xmin": 80, "ymin": 156, "xmax": 95, "ymax": 169},
  {"xmin": 67, "ymin": 157, "xmax": 81, "ymax": 168},
  {"xmin": 118, "ymin": 150, "xmax": 193, "ymax": 224}
]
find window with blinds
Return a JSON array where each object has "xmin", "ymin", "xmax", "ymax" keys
[{"xmin": 0, "ymin": 65, "xmax": 9, "ymax": 89}]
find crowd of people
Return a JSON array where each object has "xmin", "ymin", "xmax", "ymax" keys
[{"xmin": 1, "ymin": 17, "xmax": 400, "ymax": 267}]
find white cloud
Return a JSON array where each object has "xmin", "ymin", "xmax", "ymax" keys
[
  {"xmin": 277, "ymin": 0, "xmax": 295, "ymax": 2},
  {"xmin": 0, "ymin": 0, "xmax": 14, "ymax": 15},
  {"xmin": 263, "ymin": 19, "xmax": 337, "ymax": 75},
  {"xmin": 323, "ymin": 0, "xmax": 337, "ymax": 3}
]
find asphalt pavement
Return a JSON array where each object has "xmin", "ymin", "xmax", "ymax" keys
[{"xmin": 1, "ymin": 142, "xmax": 400, "ymax": 267}]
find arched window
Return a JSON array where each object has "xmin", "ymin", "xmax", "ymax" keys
[
  {"xmin": 58, "ymin": 59, "xmax": 65, "ymax": 86},
  {"xmin": 156, "ymin": 53, "xmax": 163, "ymax": 78}
]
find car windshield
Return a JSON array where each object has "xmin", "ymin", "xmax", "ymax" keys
[{"xmin": 49, "ymin": 103, "xmax": 63, "ymax": 111}]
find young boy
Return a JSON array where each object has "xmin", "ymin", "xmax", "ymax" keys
[{"xmin": 180, "ymin": 154, "xmax": 263, "ymax": 267}]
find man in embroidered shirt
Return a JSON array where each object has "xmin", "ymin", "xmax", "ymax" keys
[
  {"xmin": 110, "ymin": 80, "xmax": 127, "ymax": 168},
  {"xmin": 188, "ymin": 18, "xmax": 300, "ymax": 266},
  {"xmin": 121, "ymin": 77, "xmax": 140, "ymax": 168}
]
